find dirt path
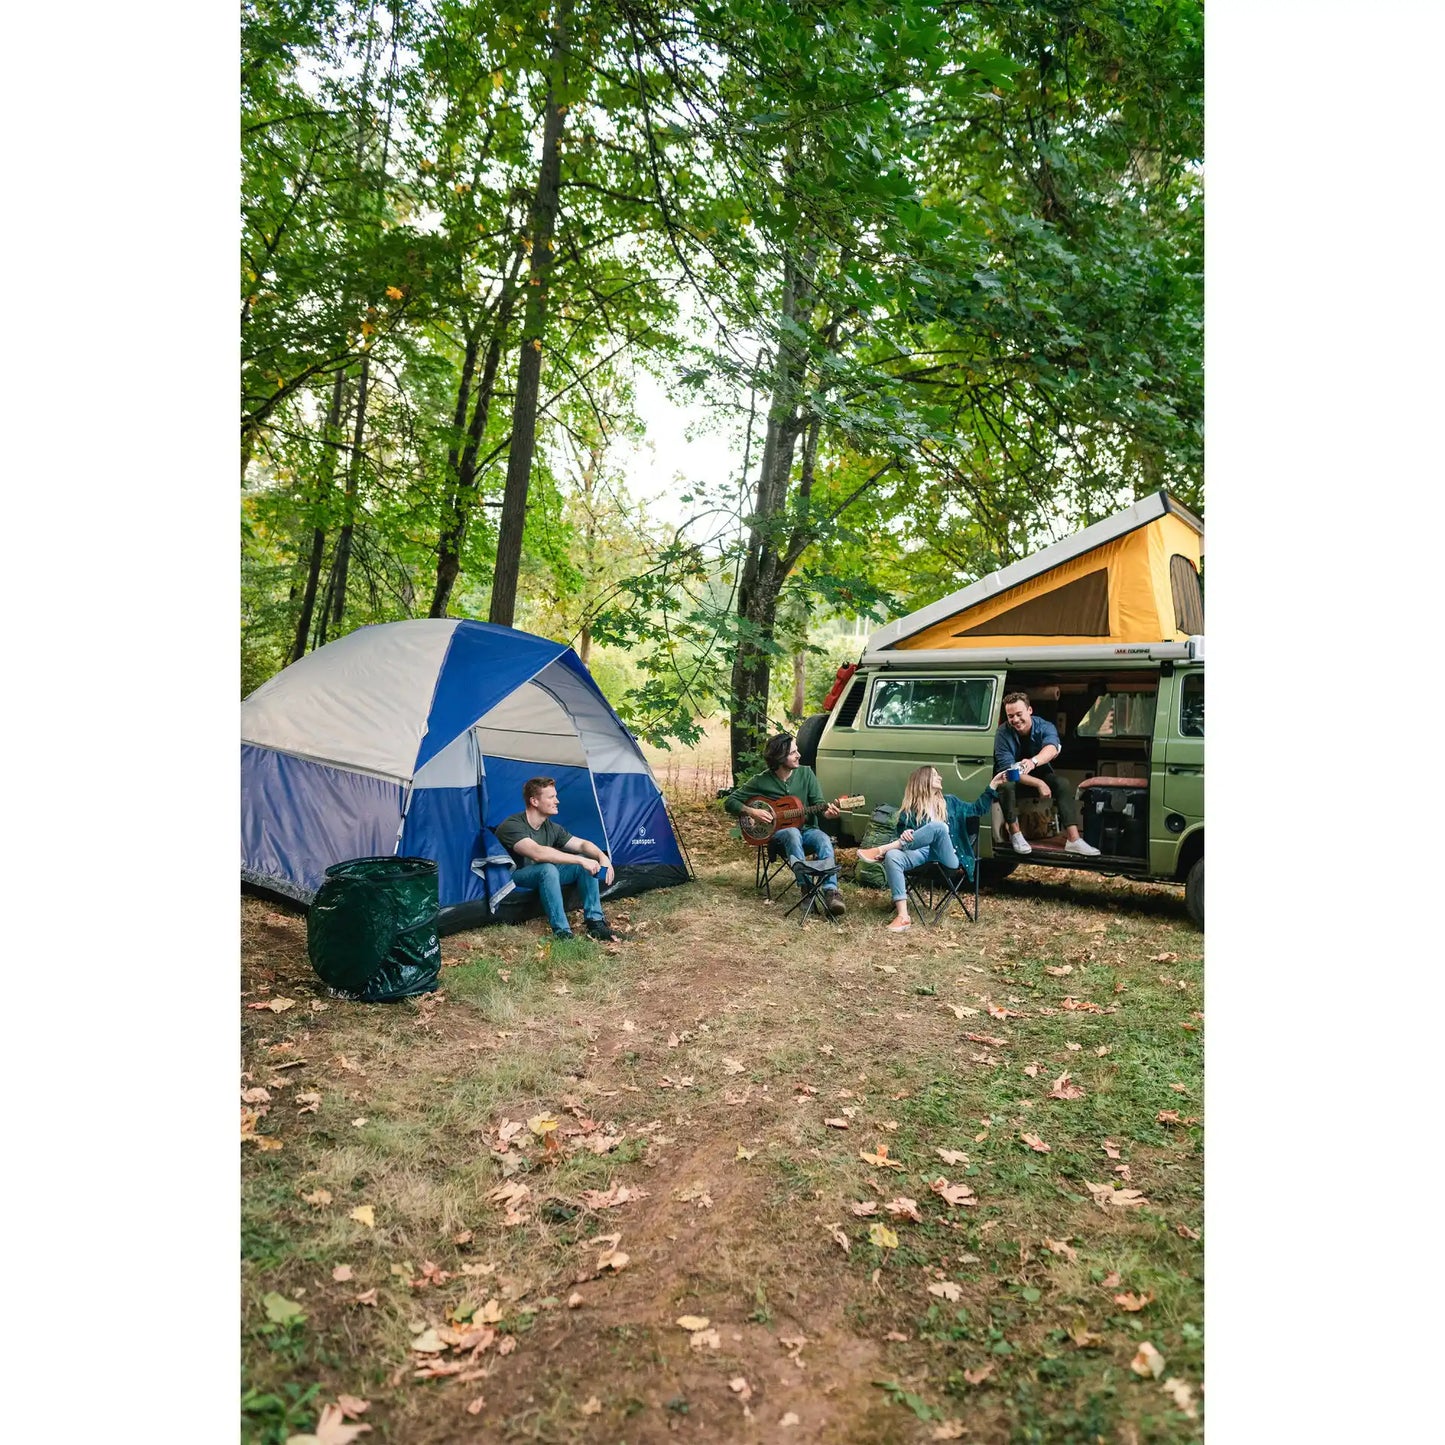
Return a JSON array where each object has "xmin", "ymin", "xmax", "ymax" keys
[{"xmin": 242, "ymin": 805, "xmax": 1203, "ymax": 1444}]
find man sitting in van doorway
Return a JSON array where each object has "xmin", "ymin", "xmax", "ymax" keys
[
  {"xmin": 724, "ymin": 732, "xmax": 846, "ymax": 916},
  {"xmin": 994, "ymin": 691, "xmax": 1101, "ymax": 857}
]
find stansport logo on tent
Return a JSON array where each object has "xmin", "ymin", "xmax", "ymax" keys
[{"xmin": 630, "ymin": 820, "xmax": 657, "ymax": 848}]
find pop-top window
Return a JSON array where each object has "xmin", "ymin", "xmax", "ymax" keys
[
  {"xmin": 867, "ymin": 677, "xmax": 995, "ymax": 729},
  {"xmin": 1170, "ymin": 554, "xmax": 1204, "ymax": 635},
  {"xmin": 1179, "ymin": 674, "xmax": 1204, "ymax": 737}
]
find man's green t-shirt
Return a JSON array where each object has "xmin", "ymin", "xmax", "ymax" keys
[
  {"xmin": 495, "ymin": 812, "xmax": 573, "ymax": 864},
  {"xmin": 723, "ymin": 764, "xmax": 825, "ymax": 817}
]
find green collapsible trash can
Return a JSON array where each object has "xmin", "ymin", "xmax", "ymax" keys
[{"xmin": 307, "ymin": 857, "xmax": 441, "ymax": 1002}]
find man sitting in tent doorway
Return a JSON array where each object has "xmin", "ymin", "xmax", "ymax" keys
[
  {"xmin": 724, "ymin": 732, "xmax": 846, "ymax": 916},
  {"xmin": 994, "ymin": 691, "xmax": 1101, "ymax": 857},
  {"xmin": 495, "ymin": 778, "xmax": 624, "ymax": 942}
]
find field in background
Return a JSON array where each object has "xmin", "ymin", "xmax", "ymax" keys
[{"xmin": 640, "ymin": 717, "xmax": 736, "ymax": 805}]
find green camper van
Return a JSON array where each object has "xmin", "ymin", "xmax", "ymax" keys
[{"xmin": 801, "ymin": 493, "xmax": 1205, "ymax": 927}]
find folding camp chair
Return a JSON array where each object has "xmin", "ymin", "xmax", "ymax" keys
[
  {"xmin": 755, "ymin": 837, "xmax": 797, "ymax": 903},
  {"xmin": 903, "ymin": 815, "xmax": 981, "ymax": 926},
  {"xmin": 782, "ymin": 858, "xmax": 843, "ymax": 927}
]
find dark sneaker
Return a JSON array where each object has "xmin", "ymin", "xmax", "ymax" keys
[
  {"xmin": 825, "ymin": 891, "xmax": 846, "ymax": 916},
  {"xmin": 585, "ymin": 919, "xmax": 620, "ymax": 942},
  {"xmin": 552, "ymin": 927, "xmax": 576, "ymax": 941}
]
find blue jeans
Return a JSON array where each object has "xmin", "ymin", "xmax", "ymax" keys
[
  {"xmin": 510, "ymin": 861, "xmax": 603, "ymax": 934},
  {"xmin": 881, "ymin": 820, "xmax": 960, "ymax": 902},
  {"xmin": 773, "ymin": 826, "xmax": 839, "ymax": 891}
]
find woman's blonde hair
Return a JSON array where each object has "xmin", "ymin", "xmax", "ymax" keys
[{"xmin": 899, "ymin": 766, "xmax": 946, "ymax": 825}]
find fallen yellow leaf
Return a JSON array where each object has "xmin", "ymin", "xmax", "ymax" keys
[
  {"xmin": 349, "ymin": 1204, "xmax": 375, "ymax": 1228},
  {"xmin": 1161, "ymin": 1376, "xmax": 1197, "ymax": 1419},
  {"xmin": 859, "ymin": 1145, "xmax": 905, "ymax": 1170},
  {"xmin": 868, "ymin": 1222, "xmax": 899, "ymax": 1249},
  {"xmin": 1131, "ymin": 1341, "xmax": 1166, "ymax": 1378},
  {"xmin": 675, "ymin": 1315, "xmax": 711, "ymax": 1331}
]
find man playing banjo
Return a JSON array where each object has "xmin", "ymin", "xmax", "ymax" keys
[{"xmin": 724, "ymin": 732, "xmax": 846, "ymax": 916}]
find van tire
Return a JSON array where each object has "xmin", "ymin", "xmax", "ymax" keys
[
  {"xmin": 1185, "ymin": 857, "xmax": 1204, "ymax": 929},
  {"xmin": 978, "ymin": 858, "xmax": 1019, "ymax": 888},
  {"xmin": 795, "ymin": 713, "xmax": 829, "ymax": 769}
]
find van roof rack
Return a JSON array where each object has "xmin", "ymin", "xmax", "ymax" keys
[{"xmin": 859, "ymin": 637, "xmax": 1203, "ymax": 669}]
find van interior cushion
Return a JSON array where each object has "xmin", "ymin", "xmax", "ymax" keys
[{"xmin": 1078, "ymin": 775, "xmax": 1149, "ymax": 790}]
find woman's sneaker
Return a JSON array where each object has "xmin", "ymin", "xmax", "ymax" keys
[
  {"xmin": 1009, "ymin": 832, "xmax": 1033, "ymax": 855},
  {"xmin": 1064, "ymin": 838, "xmax": 1101, "ymax": 857}
]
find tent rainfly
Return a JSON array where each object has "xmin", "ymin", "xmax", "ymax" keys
[
  {"xmin": 241, "ymin": 619, "xmax": 690, "ymax": 931},
  {"xmin": 866, "ymin": 490, "xmax": 1203, "ymax": 655}
]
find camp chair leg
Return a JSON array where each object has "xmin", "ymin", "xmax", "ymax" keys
[
  {"xmin": 756, "ymin": 844, "xmax": 795, "ymax": 903},
  {"xmin": 904, "ymin": 867, "xmax": 979, "ymax": 927},
  {"xmin": 782, "ymin": 862, "xmax": 842, "ymax": 926}
]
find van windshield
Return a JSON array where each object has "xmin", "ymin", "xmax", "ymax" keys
[{"xmin": 1075, "ymin": 691, "xmax": 1156, "ymax": 737}]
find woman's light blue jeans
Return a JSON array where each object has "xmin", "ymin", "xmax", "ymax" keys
[{"xmin": 881, "ymin": 820, "xmax": 960, "ymax": 902}]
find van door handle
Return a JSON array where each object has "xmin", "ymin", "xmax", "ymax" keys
[{"xmin": 1167, "ymin": 765, "xmax": 1202, "ymax": 775}]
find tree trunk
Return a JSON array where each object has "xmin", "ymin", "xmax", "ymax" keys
[
  {"xmin": 289, "ymin": 371, "xmax": 347, "ymax": 662},
  {"xmin": 488, "ymin": 0, "xmax": 573, "ymax": 628},
  {"xmin": 429, "ymin": 322, "xmax": 482, "ymax": 617},
  {"xmin": 329, "ymin": 353, "xmax": 371, "ymax": 630},
  {"xmin": 431, "ymin": 258, "xmax": 522, "ymax": 618},
  {"xmin": 791, "ymin": 650, "xmax": 806, "ymax": 719},
  {"xmin": 727, "ymin": 252, "xmax": 812, "ymax": 775}
]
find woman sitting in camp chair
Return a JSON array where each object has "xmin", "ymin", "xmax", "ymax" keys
[{"xmin": 858, "ymin": 765, "xmax": 1010, "ymax": 932}]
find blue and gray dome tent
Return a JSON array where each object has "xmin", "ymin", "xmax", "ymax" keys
[{"xmin": 241, "ymin": 619, "xmax": 691, "ymax": 931}]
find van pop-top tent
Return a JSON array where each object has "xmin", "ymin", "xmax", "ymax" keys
[
  {"xmin": 241, "ymin": 619, "xmax": 690, "ymax": 931},
  {"xmin": 864, "ymin": 490, "xmax": 1203, "ymax": 657}
]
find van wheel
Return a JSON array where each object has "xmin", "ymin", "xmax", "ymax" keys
[
  {"xmin": 1185, "ymin": 857, "xmax": 1204, "ymax": 929},
  {"xmin": 978, "ymin": 858, "xmax": 1019, "ymax": 888},
  {"xmin": 795, "ymin": 713, "xmax": 828, "ymax": 769}
]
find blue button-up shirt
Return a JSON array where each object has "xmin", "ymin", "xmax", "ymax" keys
[{"xmin": 994, "ymin": 715, "xmax": 1062, "ymax": 772}]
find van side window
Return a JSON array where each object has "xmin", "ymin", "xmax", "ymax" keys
[
  {"xmin": 1179, "ymin": 674, "xmax": 1204, "ymax": 737},
  {"xmin": 866, "ymin": 677, "xmax": 994, "ymax": 729}
]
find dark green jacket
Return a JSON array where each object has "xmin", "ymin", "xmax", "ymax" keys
[
  {"xmin": 896, "ymin": 788, "xmax": 997, "ymax": 873},
  {"xmin": 723, "ymin": 764, "xmax": 825, "ymax": 817}
]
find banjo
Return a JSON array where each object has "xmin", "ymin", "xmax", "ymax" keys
[{"xmin": 739, "ymin": 793, "xmax": 866, "ymax": 846}]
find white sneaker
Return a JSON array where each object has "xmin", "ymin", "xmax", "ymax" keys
[
  {"xmin": 1064, "ymin": 837, "xmax": 1101, "ymax": 857},
  {"xmin": 1009, "ymin": 832, "xmax": 1033, "ymax": 855}
]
